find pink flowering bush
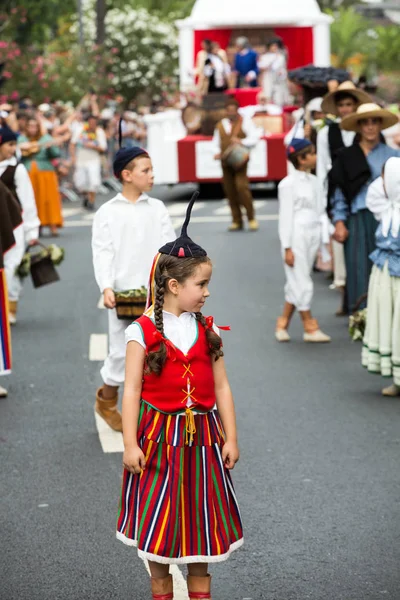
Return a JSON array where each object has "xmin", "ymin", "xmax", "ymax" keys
[{"xmin": 0, "ymin": 40, "xmax": 117, "ymax": 104}]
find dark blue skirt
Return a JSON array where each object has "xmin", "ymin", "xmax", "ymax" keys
[{"xmin": 344, "ymin": 209, "xmax": 377, "ymax": 313}]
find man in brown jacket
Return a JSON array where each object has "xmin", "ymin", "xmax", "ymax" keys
[{"xmin": 213, "ymin": 98, "xmax": 259, "ymax": 231}]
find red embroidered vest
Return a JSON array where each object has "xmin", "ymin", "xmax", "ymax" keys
[{"xmin": 136, "ymin": 315, "xmax": 216, "ymax": 414}]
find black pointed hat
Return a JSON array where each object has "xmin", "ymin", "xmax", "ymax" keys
[{"xmin": 159, "ymin": 192, "xmax": 207, "ymax": 257}]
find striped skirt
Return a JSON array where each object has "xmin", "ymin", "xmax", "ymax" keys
[
  {"xmin": 0, "ymin": 269, "xmax": 12, "ymax": 375},
  {"xmin": 116, "ymin": 402, "xmax": 244, "ymax": 564},
  {"xmin": 362, "ymin": 262, "xmax": 400, "ymax": 385},
  {"xmin": 344, "ymin": 209, "xmax": 377, "ymax": 313}
]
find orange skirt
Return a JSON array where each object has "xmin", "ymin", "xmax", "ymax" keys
[{"xmin": 29, "ymin": 162, "xmax": 63, "ymax": 227}]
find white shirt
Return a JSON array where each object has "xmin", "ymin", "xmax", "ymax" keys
[
  {"xmin": 316, "ymin": 124, "xmax": 355, "ymax": 194},
  {"xmin": 125, "ymin": 310, "xmax": 220, "ymax": 353},
  {"xmin": 0, "ymin": 157, "xmax": 40, "ymax": 242},
  {"xmin": 71, "ymin": 125, "xmax": 107, "ymax": 165},
  {"xmin": 278, "ymin": 170, "xmax": 325, "ymax": 249},
  {"xmin": 92, "ymin": 193, "xmax": 175, "ymax": 293},
  {"xmin": 212, "ymin": 117, "xmax": 260, "ymax": 153}
]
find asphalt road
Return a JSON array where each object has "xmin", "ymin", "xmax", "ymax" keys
[{"xmin": 2, "ymin": 186, "xmax": 400, "ymax": 600}]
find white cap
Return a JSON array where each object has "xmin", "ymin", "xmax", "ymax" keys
[
  {"xmin": 306, "ymin": 97, "xmax": 323, "ymax": 113},
  {"xmin": 38, "ymin": 103, "xmax": 51, "ymax": 112},
  {"xmin": 100, "ymin": 108, "xmax": 114, "ymax": 120}
]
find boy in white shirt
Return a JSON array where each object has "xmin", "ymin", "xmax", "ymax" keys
[
  {"xmin": 92, "ymin": 146, "xmax": 175, "ymax": 431},
  {"xmin": 0, "ymin": 127, "xmax": 40, "ymax": 324},
  {"xmin": 276, "ymin": 138, "xmax": 331, "ymax": 343}
]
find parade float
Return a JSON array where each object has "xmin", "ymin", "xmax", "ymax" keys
[{"xmin": 144, "ymin": 0, "xmax": 333, "ymax": 193}]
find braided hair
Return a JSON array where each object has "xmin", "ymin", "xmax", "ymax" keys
[
  {"xmin": 145, "ymin": 254, "xmax": 223, "ymax": 375},
  {"xmin": 195, "ymin": 312, "xmax": 224, "ymax": 362}
]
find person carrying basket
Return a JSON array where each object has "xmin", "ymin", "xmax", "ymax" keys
[{"xmin": 91, "ymin": 142, "xmax": 175, "ymax": 431}]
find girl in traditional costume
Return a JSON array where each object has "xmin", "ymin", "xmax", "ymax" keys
[
  {"xmin": 362, "ymin": 157, "xmax": 400, "ymax": 397},
  {"xmin": 18, "ymin": 118, "xmax": 63, "ymax": 236},
  {"xmin": 0, "ymin": 127, "xmax": 40, "ymax": 324},
  {"xmin": 329, "ymin": 103, "xmax": 400, "ymax": 313},
  {"xmin": 116, "ymin": 194, "xmax": 243, "ymax": 600},
  {"xmin": 0, "ymin": 179, "xmax": 23, "ymax": 396}
]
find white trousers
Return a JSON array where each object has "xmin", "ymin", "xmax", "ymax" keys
[
  {"xmin": 283, "ymin": 223, "xmax": 320, "ymax": 311},
  {"xmin": 101, "ymin": 309, "xmax": 127, "ymax": 387},
  {"xmin": 4, "ymin": 225, "xmax": 24, "ymax": 302},
  {"xmin": 74, "ymin": 162, "xmax": 102, "ymax": 193}
]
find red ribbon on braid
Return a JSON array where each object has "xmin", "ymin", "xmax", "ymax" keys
[
  {"xmin": 147, "ymin": 330, "xmax": 177, "ymax": 361},
  {"xmin": 204, "ymin": 316, "xmax": 231, "ymax": 332}
]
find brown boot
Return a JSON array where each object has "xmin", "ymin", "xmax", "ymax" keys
[
  {"xmin": 8, "ymin": 300, "xmax": 17, "ymax": 325},
  {"xmin": 151, "ymin": 575, "xmax": 173, "ymax": 600},
  {"xmin": 187, "ymin": 574, "xmax": 212, "ymax": 600},
  {"xmin": 95, "ymin": 387, "xmax": 123, "ymax": 432}
]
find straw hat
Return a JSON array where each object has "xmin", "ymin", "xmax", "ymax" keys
[
  {"xmin": 321, "ymin": 81, "xmax": 372, "ymax": 116},
  {"xmin": 341, "ymin": 103, "xmax": 398, "ymax": 132}
]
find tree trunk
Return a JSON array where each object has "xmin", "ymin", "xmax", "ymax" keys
[{"xmin": 96, "ymin": 0, "xmax": 106, "ymax": 45}]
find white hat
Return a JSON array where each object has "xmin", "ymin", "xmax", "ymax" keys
[
  {"xmin": 38, "ymin": 103, "xmax": 51, "ymax": 112},
  {"xmin": 306, "ymin": 97, "xmax": 323, "ymax": 113},
  {"xmin": 100, "ymin": 108, "xmax": 113, "ymax": 120},
  {"xmin": 321, "ymin": 81, "xmax": 372, "ymax": 116},
  {"xmin": 341, "ymin": 103, "xmax": 398, "ymax": 132},
  {"xmin": 123, "ymin": 111, "xmax": 138, "ymax": 121}
]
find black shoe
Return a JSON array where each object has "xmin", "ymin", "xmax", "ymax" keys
[{"xmin": 85, "ymin": 202, "xmax": 95, "ymax": 211}]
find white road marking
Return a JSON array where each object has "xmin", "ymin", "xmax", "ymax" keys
[
  {"xmin": 62, "ymin": 207, "xmax": 84, "ymax": 218},
  {"xmin": 253, "ymin": 200, "xmax": 267, "ymax": 209},
  {"xmin": 65, "ymin": 213, "xmax": 279, "ymax": 228},
  {"xmin": 173, "ymin": 214, "xmax": 278, "ymax": 226},
  {"xmin": 214, "ymin": 199, "xmax": 266, "ymax": 216},
  {"xmin": 83, "ymin": 213, "xmax": 96, "ymax": 221},
  {"xmin": 144, "ymin": 561, "xmax": 189, "ymax": 599},
  {"xmin": 94, "ymin": 410, "xmax": 124, "ymax": 453},
  {"xmin": 63, "ymin": 220, "xmax": 93, "ymax": 227},
  {"xmin": 167, "ymin": 201, "xmax": 205, "ymax": 216},
  {"xmin": 89, "ymin": 334, "xmax": 108, "ymax": 361},
  {"xmin": 214, "ymin": 203, "xmax": 231, "ymax": 216}
]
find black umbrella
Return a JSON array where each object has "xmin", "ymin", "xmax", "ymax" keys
[{"xmin": 288, "ymin": 65, "xmax": 351, "ymax": 104}]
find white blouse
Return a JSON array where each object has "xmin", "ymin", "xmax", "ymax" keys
[{"xmin": 125, "ymin": 310, "xmax": 220, "ymax": 354}]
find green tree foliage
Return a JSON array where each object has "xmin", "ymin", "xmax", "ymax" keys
[
  {"xmin": 0, "ymin": 0, "xmax": 76, "ymax": 47},
  {"xmin": 329, "ymin": 7, "xmax": 373, "ymax": 68},
  {"xmin": 112, "ymin": 0, "xmax": 196, "ymax": 19},
  {"xmin": 374, "ymin": 25, "xmax": 400, "ymax": 71},
  {"xmin": 316, "ymin": 0, "xmax": 359, "ymax": 9}
]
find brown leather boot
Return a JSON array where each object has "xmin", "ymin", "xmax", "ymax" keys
[
  {"xmin": 8, "ymin": 300, "xmax": 17, "ymax": 325},
  {"xmin": 187, "ymin": 574, "xmax": 212, "ymax": 600},
  {"xmin": 151, "ymin": 575, "xmax": 173, "ymax": 600},
  {"xmin": 95, "ymin": 387, "xmax": 123, "ymax": 432}
]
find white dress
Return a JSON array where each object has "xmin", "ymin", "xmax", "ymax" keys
[{"xmin": 362, "ymin": 163, "xmax": 400, "ymax": 384}]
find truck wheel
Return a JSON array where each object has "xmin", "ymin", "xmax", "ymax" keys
[{"xmin": 198, "ymin": 183, "xmax": 224, "ymax": 200}]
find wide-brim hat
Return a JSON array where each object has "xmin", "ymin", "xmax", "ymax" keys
[
  {"xmin": 341, "ymin": 103, "xmax": 399, "ymax": 132},
  {"xmin": 321, "ymin": 81, "xmax": 372, "ymax": 116}
]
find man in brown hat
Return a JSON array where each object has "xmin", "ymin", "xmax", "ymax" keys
[
  {"xmin": 317, "ymin": 81, "xmax": 372, "ymax": 314},
  {"xmin": 329, "ymin": 103, "xmax": 400, "ymax": 313}
]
